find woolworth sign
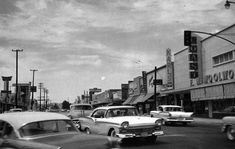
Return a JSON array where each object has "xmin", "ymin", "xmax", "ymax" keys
[{"xmin": 204, "ymin": 69, "xmax": 234, "ymax": 84}]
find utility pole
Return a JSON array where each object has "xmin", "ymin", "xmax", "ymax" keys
[
  {"xmin": 12, "ymin": 49, "xmax": 23, "ymax": 108},
  {"xmin": 154, "ymin": 66, "xmax": 157, "ymax": 110},
  {"xmin": 39, "ymin": 83, "xmax": 43, "ymax": 111},
  {"xmin": 43, "ymin": 88, "xmax": 46, "ymax": 110},
  {"xmin": 45, "ymin": 88, "xmax": 48, "ymax": 110},
  {"xmin": 30, "ymin": 69, "xmax": 38, "ymax": 110}
]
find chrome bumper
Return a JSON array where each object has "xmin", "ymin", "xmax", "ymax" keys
[
  {"xmin": 116, "ymin": 130, "xmax": 164, "ymax": 139},
  {"xmin": 166, "ymin": 118, "xmax": 194, "ymax": 123}
]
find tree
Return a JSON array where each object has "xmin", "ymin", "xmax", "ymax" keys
[{"xmin": 62, "ymin": 100, "xmax": 70, "ymax": 110}]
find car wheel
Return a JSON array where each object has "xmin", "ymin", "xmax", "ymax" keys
[
  {"xmin": 145, "ymin": 136, "xmax": 157, "ymax": 144},
  {"xmin": 226, "ymin": 126, "xmax": 235, "ymax": 141},
  {"xmin": 85, "ymin": 128, "xmax": 91, "ymax": 135},
  {"xmin": 109, "ymin": 129, "xmax": 117, "ymax": 137}
]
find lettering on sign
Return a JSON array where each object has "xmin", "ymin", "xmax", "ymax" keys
[{"xmin": 205, "ymin": 69, "xmax": 234, "ymax": 84}]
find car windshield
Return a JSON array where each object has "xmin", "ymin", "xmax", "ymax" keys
[
  {"xmin": 19, "ymin": 120, "xmax": 78, "ymax": 137},
  {"xmin": 165, "ymin": 107, "xmax": 183, "ymax": 112},
  {"xmin": 72, "ymin": 105, "xmax": 92, "ymax": 110},
  {"xmin": 106, "ymin": 108, "xmax": 138, "ymax": 117}
]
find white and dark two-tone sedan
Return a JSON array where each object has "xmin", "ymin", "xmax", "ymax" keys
[
  {"xmin": 78, "ymin": 106, "xmax": 164, "ymax": 143},
  {"xmin": 150, "ymin": 105, "xmax": 194, "ymax": 125}
]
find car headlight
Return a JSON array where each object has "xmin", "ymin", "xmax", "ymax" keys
[
  {"xmin": 155, "ymin": 119, "xmax": 162, "ymax": 126},
  {"xmin": 121, "ymin": 121, "xmax": 129, "ymax": 128}
]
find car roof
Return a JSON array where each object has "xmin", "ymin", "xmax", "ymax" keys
[
  {"xmin": 9, "ymin": 108, "xmax": 22, "ymax": 111},
  {"xmin": 0, "ymin": 112, "xmax": 69, "ymax": 129},
  {"xmin": 95, "ymin": 106, "xmax": 135, "ymax": 110},
  {"xmin": 159, "ymin": 105, "xmax": 182, "ymax": 108}
]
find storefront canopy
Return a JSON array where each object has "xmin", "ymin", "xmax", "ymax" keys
[
  {"xmin": 123, "ymin": 95, "xmax": 135, "ymax": 105},
  {"xmin": 132, "ymin": 94, "xmax": 146, "ymax": 105},
  {"xmin": 133, "ymin": 93, "xmax": 154, "ymax": 103}
]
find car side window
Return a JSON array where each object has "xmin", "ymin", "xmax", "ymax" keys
[
  {"xmin": 158, "ymin": 107, "xmax": 163, "ymax": 112},
  {"xmin": 92, "ymin": 110, "xmax": 105, "ymax": 118}
]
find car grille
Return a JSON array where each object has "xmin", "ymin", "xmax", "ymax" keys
[{"xmin": 120, "ymin": 126, "xmax": 160, "ymax": 134}]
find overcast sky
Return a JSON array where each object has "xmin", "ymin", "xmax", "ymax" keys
[{"xmin": 0, "ymin": 0, "xmax": 234, "ymax": 103}]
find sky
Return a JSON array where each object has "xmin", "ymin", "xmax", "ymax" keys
[{"xmin": 0, "ymin": 0, "xmax": 234, "ymax": 103}]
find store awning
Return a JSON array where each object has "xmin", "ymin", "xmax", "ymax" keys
[
  {"xmin": 132, "ymin": 94, "xmax": 146, "ymax": 105},
  {"xmin": 223, "ymin": 83, "xmax": 235, "ymax": 99},
  {"xmin": 204, "ymin": 85, "xmax": 223, "ymax": 100},
  {"xmin": 190, "ymin": 88, "xmax": 205, "ymax": 101},
  {"xmin": 123, "ymin": 95, "xmax": 135, "ymax": 105},
  {"xmin": 191, "ymin": 85, "xmax": 224, "ymax": 101},
  {"xmin": 133, "ymin": 93, "xmax": 154, "ymax": 103}
]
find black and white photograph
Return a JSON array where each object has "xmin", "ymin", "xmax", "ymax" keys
[{"xmin": 0, "ymin": 0, "xmax": 235, "ymax": 149}]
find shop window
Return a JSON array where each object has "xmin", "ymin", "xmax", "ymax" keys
[{"xmin": 213, "ymin": 50, "xmax": 234, "ymax": 65}]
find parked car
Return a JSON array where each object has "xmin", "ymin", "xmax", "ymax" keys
[
  {"xmin": 4, "ymin": 108, "xmax": 22, "ymax": 113},
  {"xmin": 68, "ymin": 104, "xmax": 93, "ymax": 119},
  {"xmin": 78, "ymin": 106, "xmax": 164, "ymax": 143},
  {"xmin": 150, "ymin": 105, "xmax": 194, "ymax": 125},
  {"xmin": 0, "ymin": 111, "xmax": 120, "ymax": 149},
  {"xmin": 221, "ymin": 116, "xmax": 235, "ymax": 141},
  {"xmin": 213, "ymin": 106, "xmax": 235, "ymax": 119}
]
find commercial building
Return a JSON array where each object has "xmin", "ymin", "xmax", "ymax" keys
[{"xmin": 122, "ymin": 24, "xmax": 235, "ymax": 118}]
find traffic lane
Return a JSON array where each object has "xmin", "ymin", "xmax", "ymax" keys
[{"xmin": 120, "ymin": 123, "xmax": 235, "ymax": 149}]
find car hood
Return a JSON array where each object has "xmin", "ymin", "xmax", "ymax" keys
[
  {"xmin": 32, "ymin": 133, "xmax": 116, "ymax": 149},
  {"xmin": 99, "ymin": 116, "xmax": 159, "ymax": 126},
  {"xmin": 168, "ymin": 111, "xmax": 193, "ymax": 117}
]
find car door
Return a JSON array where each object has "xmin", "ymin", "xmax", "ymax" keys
[
  {"xmin": 89, "ymin": 109, "xmax": 106, "ymax": 135},
  {"xmin": 159, "ymin": 107, "xmax": 171, "ymax": 119}
]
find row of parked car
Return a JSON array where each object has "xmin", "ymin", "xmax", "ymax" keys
[{"xmin": 0, "ymin": 104, "xmax": 235, "ymax": 149}]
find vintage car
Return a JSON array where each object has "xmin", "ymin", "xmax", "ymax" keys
[
  {"xmin": 213, "ymin": 106, "xmax": 235, "ymax": 119},
  {"xmin": 78, "ymin": 106, "xmax": 164, "ymax": 143},
  {"xmin": 0, "ymin": 112, "xmax": 120, "ymax": 149},
  {"xmin": 221, "ymin": 116, "xmax": 235, "ymax": 141},
  {"xmin": 4, "ymin": 108, "xmax": 22, "ymax": 113},
  {"xmin": 68, "ymin": 104, "xmax": 93, "ymax": 119},
  {"xmin": 150, "ymin": 105, "xmax": 194, "ymax": 125}
]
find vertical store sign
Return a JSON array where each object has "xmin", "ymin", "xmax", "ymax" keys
[
  {"xmin": 142, "ymin": 71, "xmax": 147, "ymax": 93},
  {"xmin": 188, "ymin": 34, "xmax": 203, "ymax": 86},
  {"xmin": 166, "ymin": 48, "xmax": 174, "ymax": 89}
]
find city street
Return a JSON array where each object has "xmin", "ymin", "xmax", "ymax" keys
[{"xmin": 117, "ymin": 121, "xmax": 234, "ymax": 149}]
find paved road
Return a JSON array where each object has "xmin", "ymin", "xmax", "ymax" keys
[
  {"xmin": 58, "ymin": 111, "xmax": 234, "ymax": 149},
  {"xmin": 118, "ymin": 122, "xmax": 234, "ymax": 149}
]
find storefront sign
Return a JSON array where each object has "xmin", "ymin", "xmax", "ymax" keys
[
  {"xmin": 166, "ymin": 48, "xmax": 174, "ymax": 88},
  {"xmin": 205, "ymin": 69, "xmax": 234, "ymax": 84}
]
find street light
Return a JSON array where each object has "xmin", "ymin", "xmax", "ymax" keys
[
  {"xmin": 30, "ymin": 69, "xmax": 38, "ymax": 110},
  {"xmin": 225, "ymin": 0, "xmax": 235, "ymax": 9}
]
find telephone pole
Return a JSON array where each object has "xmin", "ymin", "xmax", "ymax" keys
[
  {"xmin": 12, "ymin": 49, "xmax": 23, "ymax": 108},
  {"xmin": 154, "ymin": 66, "xmax": 157, "ymax": 109},
  {"xmin": 30, "ymin": 69, "xmax": 38, "ymax": 110},
  {"xmin": 39, "ymin": 83, "xmax": 43, "ymax": 111}
]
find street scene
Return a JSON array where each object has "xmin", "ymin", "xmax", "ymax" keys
[{"xmin": 0, "ymin": 0, "xmax": 235, "ymax": 149}]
